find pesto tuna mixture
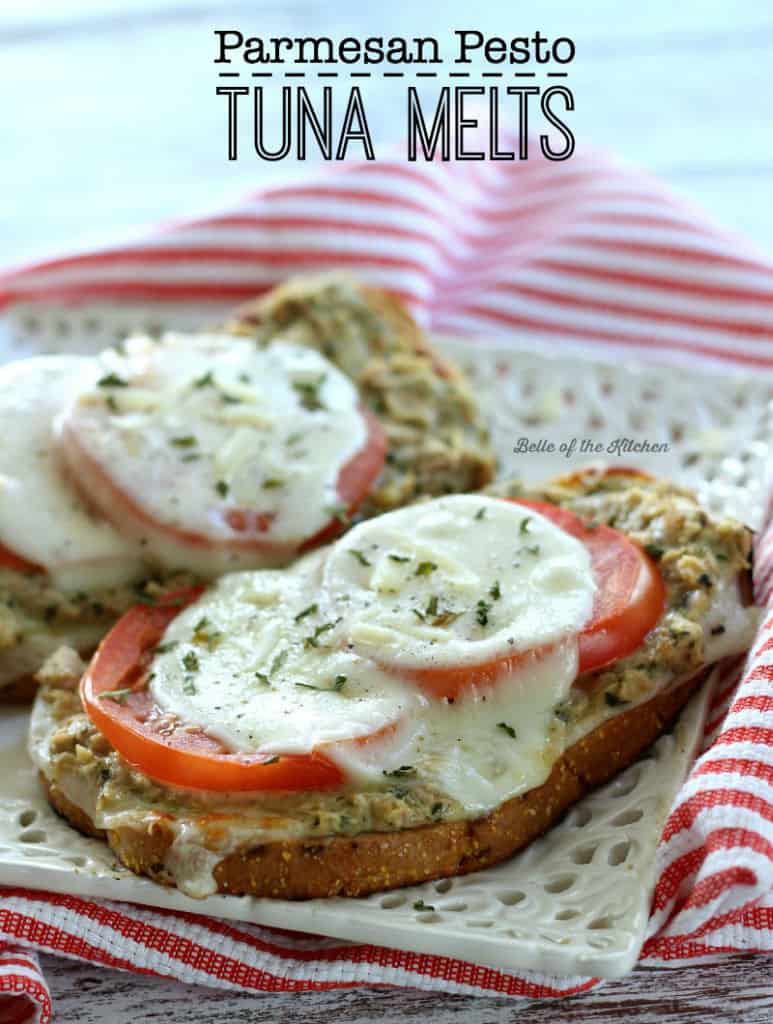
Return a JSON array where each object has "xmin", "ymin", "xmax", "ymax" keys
[
  {"xmin": 0, "ymin": 571, "xmax": 193, "ymax": 682},
  {"xmin": 36, "ymin": 469, "xmax": 755, "ymax": 844}
]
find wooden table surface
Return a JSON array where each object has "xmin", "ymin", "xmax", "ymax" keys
[
  {"xmin": 40, "ymin": 952, "xmax": 773, "ymax": 1022},
  {"xmin": 2, "ymin": 0, "xmax": 772, "ymax": 1019}
]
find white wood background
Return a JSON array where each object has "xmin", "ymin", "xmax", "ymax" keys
[{"xmin": 2, "ymin": 1, "xmax": 773, "ymax": 1019}]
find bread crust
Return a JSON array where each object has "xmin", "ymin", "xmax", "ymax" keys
[
  {"xmin": 1, "ymin": 674, "xmax": 39, "ymax": 703},
  {"xmin": 42, "ymin": 668, "xmax": 708, "ymax": 900}
]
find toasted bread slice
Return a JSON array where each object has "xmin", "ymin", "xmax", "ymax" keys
[
  {"xmin": 40, "ymin": 667, "xmax": 707, "ymax": 899},
  {"xmin": 31, "ymin": 469, "xmax": 756, "ymax": 900}
]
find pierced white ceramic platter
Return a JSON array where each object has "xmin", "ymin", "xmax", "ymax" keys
[{"xmin": 0, "ymin": 301, "xmax": 770, "ymax": 980}]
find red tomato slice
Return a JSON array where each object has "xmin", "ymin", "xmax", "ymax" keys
[
  {"xmin": 512, "ymin": 499, "xmax": 666, "ymax": 677},
  {"xmin": 391, "ymin": 498, "xmax": 666, "ymax": 699},
  {"xmin": 398, "ymin": 644, "xmax": 558, "ymax": 701},
  {"xmin": 300, "ymin": 408, "xmax": 388, "ymax": 551},
  {"xmin": 80, "ymin": 590, "xmax": 346, "ymax": 793},
  {"xmin": 63, "ymin": 407, "xmax": 387, "ymax": 563},
  {"xmin": 0, "ymin": 542, "xmax": 44, "ymax": 574}
]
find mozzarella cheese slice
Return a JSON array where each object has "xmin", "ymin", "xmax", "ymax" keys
[
  {"xmin": 0, "ymin": 356, "xmax": 146, "ymax": 591},
  {"xmin": 149, "ymin": 496, "xmax": 596, "ymax": 814},
  {"xmin": 320, "ymin": 494, "xmax": 596, "ymax": 669},
  {"xmin": 58, "ymin": 333, "xmax": 369, "ymax": 575},
  {"xmin": 151, "ymin": 557, "xmax": 418, "ymax": 754}
]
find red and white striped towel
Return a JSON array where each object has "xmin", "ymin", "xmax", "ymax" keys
[{"xmin": 0, "ymin": 145, "xmax": 772, "ymax": 1022}]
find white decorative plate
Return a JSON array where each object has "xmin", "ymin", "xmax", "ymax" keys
[{"xmin": 0, "ymin": 301, "xmax": 770, "ymax": 980}]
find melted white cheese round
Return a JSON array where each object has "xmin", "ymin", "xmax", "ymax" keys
[
  {"xmin": 150, "ymin": 556, "xmax": 419, "ymax": 754},
  {"xmin": 58, "ymin": 333, "xmax": 369, "ymax": 575},
  {"xmin": 330, "ymin": 639, "xmax": 579, "ymax": 811},
  {"xmin": 149, "ymin": 495, "xmax": 596, "ymax": 815},
  {"xmin": 320, "ymin": 494, "xmax": 596, "ymax": 668},
  {"xmin": 0, "ymin": 356, "xmax": 146, "ymax": 591}
]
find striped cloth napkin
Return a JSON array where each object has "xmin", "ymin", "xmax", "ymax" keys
[{"xmin": 0, "ymin": 146, "xmax": 771, "ymax": 1023}]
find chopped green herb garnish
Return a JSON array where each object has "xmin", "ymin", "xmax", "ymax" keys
[
  {"xmin": 520, "ymin": 516, "xmax": 533, "ymax": 534},
  {"xmin": 255, "ymin": 672, "xmax": 271, "ymax": 686},
  {"xmin": 294, "ymin": 603, "xmax": 318, "ymax": 622},
  {"xmin": 181, "ymin": 453, "xmax": 201, "ymax": 463},
  {"xmin": 270, "ymin": 650, "xmax": 287, "ymax": 674},
  {"xmin": 262, "ymin": 755, "xmax": 280, "ymax": 766},
  {"xmin": 285, "ymin": 432, "xmax": 304, "ymax": 446},
  {"xmin": 296, "ymin": 674, "xmax": 347, "ymax": 693},
  {"xmin": 238, "ymin": 372, "xmax": 252, "ymax": 384},
  {"xmin": 644, "ymin": 544, "xmax": 664, "ymax": 560},
  {"xmin": 388, "ymin": 553, "xmax": 410, "ymax": 563},
  {"xmin": 523, "ymin": 544, "xmax": 540, "ymax": 557},
  {"xmin": 292, "ymin": 375, "xmax": 326, "ymax": 410},
  {"xmin": 304, "ymin": 620, "xmax": 338, "ymax": 648},
  {"xmin": 99, "ymin": 688, "xmax": 134, "ymax": 704},
  {"xmin": 182, "ymin": 678, "xmax": 197, "ymax": 695},
  {"xmin": 154, "ymin": 642, "xmax": 176, "ymax": 655},
  {"xmin": 497, "ymin": 721, "xmax": 517, "ymax": 739},
  {"xmin": 133, "ymin": 592, "xmax": 187, "ymax": 608},
  {"xmin": 413, "ymin": 900, "xmax": 435, "ymax": 912},
  {"xmin": 215, "ymin": 480, "xmax": 229, "ymax": 498},
  {"xmin": 97, "ymin": 373, "xmax": 128, "ymax": 388},
  {"xmin": 382, "ymin": 765, "xmax": 416, "ymax": 778},
  {"xmin": 476, "ymin": 599, "xmax": 492, "ymax": 626},
  {"xmin": 106, "ymin": 394, "xmax": 119, "ymax": 412},
  {"xmin": 489, "ymin": 580, "xmax": 501, "ymax": 600},
  {"xmin": 475, "ymin": 507, "xmax": 486, "ymax": 521},
  {"xmin": 192, "ymin": 619, "xmax": 221, "ymax": 651},
  {"xmin": 412, "ymin": 608, "xmax": 426, "ymax": 622},
  {"xmin": 262, "ymin": 477, "xmax": 285, "ymax": 489},
  {"xmin": 170, "ymin": 435, "xmax": 197, "ymax": 448},
  {"xmin": 425, "ymin": 595, "xmax": 439, "ymax": 617},
  {"xmin": 348, "ymin": 549, "xmax": 372, "ymax": 567},
  {"xmin": 193, "ymin": 370, "xmax": 215, "ymax": 389},
  {"xmin": 415, "ymin": 561, "xmax": 438, "ymax": 577},
  {"xmin": 182, "ymin": 651, "xmax": 200, "ymax": 673}
]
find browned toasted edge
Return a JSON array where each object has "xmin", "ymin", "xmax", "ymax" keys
[
  {"xmin": 42, "ymin": 666, "xmax": 709, "ymax": 900},
  {"xmin": 0, "ymin": 647, "xmax": 95, "ymax": 705},
  {"xmin": 1, "ymin": 675, "xmax": 40, "ymax": 703}
]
